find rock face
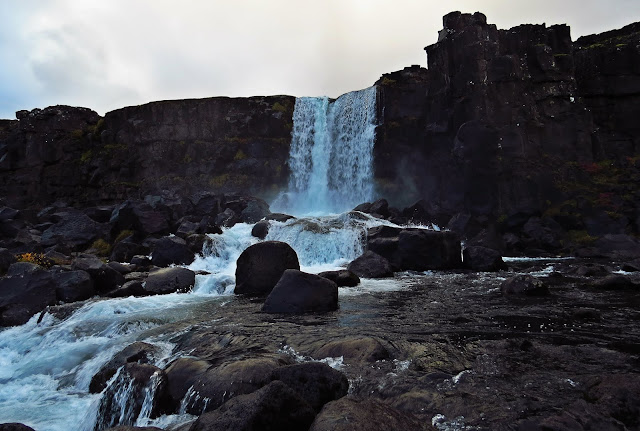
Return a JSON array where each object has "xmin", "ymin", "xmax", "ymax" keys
[
  {"xmin": 234, "ymin": 241, "xmax": 300, "ymax": 296},
  {"xmin": 0, "ymin": 97, "xmax": 294, "ymax": 209},
  {"xmin": 262, "ymin": 269, "xmax": 339, "ymax": 314},
  {"xmin": 190, "ymin": 380, "xmax": 316, "ymax": 431}
]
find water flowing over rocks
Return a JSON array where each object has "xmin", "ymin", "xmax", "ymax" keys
[{"xmin": 0, "ymin": 10, "xmax": 640, "ymax": 431}]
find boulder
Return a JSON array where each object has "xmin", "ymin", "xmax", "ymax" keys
[
  {"xmin": 262, "ymin": 269, "xmax": 338, "ymax": 314},
  {"xmin": 270, "ymin": 362, "xmax": 349, "ymax": 412},
  {"xmin": 309, "ymin": 397, "xmax": 423, "ymax": 431},
  {"xmin": 215, "ymin": 208, "xmax": 238, "ymax": 227},
  {"xmin": 164, "ymin": 358, "xmax": 212, "ymax": 412},
  {"xmin": 110, "ymin": 239, "xmax": 148, "ymax": 264},
  {"xmin": 189, "ymin": 380, "xmax": 315, "ymax": 431},
  {"xmin": 462, "ymin": 246, "xmax": 507, "ymax": 271},
  {"xmin": 312, "ymin": 337, "xmax": 390, "ymax": 364},
  {"xmin": 397, "ymin": 229, "xmax": 462, "ymax": 270},
  {"xmin": 72, "ymin": 257, "xmax": 125, "ymax": 293},
  {"xmin": 166, "ymin": 356, "xmax": 283, "ymax": 414},
  {"xmin": 40, "ymin": 211, "xmax": 107, "ymax": 250},
  {"xmin": 0, "ymin": 264, "xmax": 56, "ymax": 326},
  {"xmin": 234, "ymin": 241, "xmax": 300, "ymax": 296},
  {"xmin": 105, "ymin": 280, "xmax": 147, "ymax": 298},
  {"xmin": 109, "ymin": 200, "xmax": 171, "ymax": 237},
  {"xmin": 0, "ymin": 248, "xmax": 16, "ymax": 275},
  {"xmin": 52, "ymin": 270, "xmax": 95, "ymax": 303},
  {"xmin": 318, "ymin": 270, "xmax": 360, "ymax": 287},
  {"xmin": 239, "ymin": 198, "xmax": 270, "ymax": 223},
  {"xmin": 150, "ymin": 236, "xmax": 195, "ymax": 267},
  {"xmin": 621, "ymin": 259, "xmax": 640, "ymax": 272},
  {"xmin": 90, "ymin": 342, "xmax": 162, "ymax": 393},
  {"xmin": 251, "ymin": 220, "xmax": 270, "ymax": 239},
  {"xmin": 500, "ymin": 274, "xmax": 550, "ymax": 296},
  {"xmin": 95, "ymin": 363, "xmax": 169, "ymax": 430},
  {"xmin": 347, "ymin": 251, "xmax": 393, "ymax": 278},
  {"xmin": 143, "ymin": 267, "xmax": 195, "ymax": 295}
]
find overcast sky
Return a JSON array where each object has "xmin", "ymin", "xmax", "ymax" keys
[{"xmin": 1, "ymin": 0, "xmax": 638, "ymax": 119}]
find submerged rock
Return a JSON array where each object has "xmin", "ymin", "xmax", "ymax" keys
[
  {"xmin": 234, "ymin": 241, "xmax": 300, "ymax": 296},
  {"xmin": 501, "ymin": 274, "xmax": 550, "ymax": 296},
  {"xmin": 262, "ymin": 269, "xmax": 338, "ymax": 314},
  {"xmin": 250, "ymin": 220, "xmax": 270, "ymax": 239}
]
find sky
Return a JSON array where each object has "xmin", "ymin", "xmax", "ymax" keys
[{"xmin": 1, "ymin": 0, "xmax": 639, "ymax": 119}]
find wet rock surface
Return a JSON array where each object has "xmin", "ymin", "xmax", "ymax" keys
[{"xmin": 163, "ymin": 258, "xmax": 640, "ymax": 430}]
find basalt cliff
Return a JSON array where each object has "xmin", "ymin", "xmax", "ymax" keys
[{"xmin": 1, "ymin": 12, "xmax": 639, "ymax": 254}]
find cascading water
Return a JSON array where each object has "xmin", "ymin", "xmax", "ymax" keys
[
  {"xmin": 273, "ymin": 86, "xmax": 378, "ymax": 215},
  {"xmin": 0, "ymin": 85, "xmax": 422, "ymax": 431}
]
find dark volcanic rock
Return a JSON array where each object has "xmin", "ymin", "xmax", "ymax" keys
[
  {"xmin": 262, "ymin": 269, "xmax": 338, "ymax": 314},
  {"xmin": 397, "ymin": 229, "xmax": 462, "ymax": 270},
  {"xmin": 501, "ymin": 274, "xmax": 550, "ymax": 296},
  {"xmin": 167, "ymin": 356, "xmax": 284, "ymax": 414},
  {"xmin": 318, "ymin": 270, "xmax": 360, "ymax": 287},
  {"xmin": 0, "ymin": 248, "xmax": 16, "ymax": 275},
  {"xmin": 347, "ymin": 251, "xmax": 393, "ymax": 278},
  {"xmin": 234, "ymin": 241, "xmax": 300, "ymax": 296},
  {"xmin": 95, "ymin": 363, "xmax": 169, "ymax": 430},
  {"xmin": 72, "ymin": 257, "xmax": 125, "ymax": 293},
  {"xmin": 90, "ymin": 342, "xmax": 161, "ymax": 394},
  {"xmin": 0, "ymin": 264, "xmax": 56, "ymax": 326},
  {"xmin": 189, "ymin": 380, "xmax": 316, "ymax": 431},
  {"xmin": 312, "ymin": 337, "xmax": 390, "ymax": 364},
  {"xmin": 110, "ymin": 239, "xmax": 148, "ymax": 264},
  {"xmin": 270, "ymin": 362, "xmax": 349, "ymax": 412},
  {"xmin": 150, "ymin": 236, "xmax": 195, "ymax": 267},
  {"xmin": 250, "ymin": 220, "xmax": 270, "ymax": 239},
  {"xmin": 462, "ymin": 246, "xmax": 507, "ymax": 272},
  {"xmin": 52, "ymin": 270, "xmax": 95, "ymax": 303},
  {"xmin": 309, "ymin": 397, "xmax": 424, "ymax": 431},
  {"xmin": 41, "ymin": 211, "xmax": 106, "ymax": 250},
  {"xmin": 589, "ymin": 274, "xmax": 638, "ymax": 290},
  {"xmin": 144, "ymin": 267, "xmax": 196, "ymax": 295}
]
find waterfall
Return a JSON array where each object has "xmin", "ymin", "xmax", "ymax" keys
[{"xmin": 273, "ymin": 86, "xmax": 378, "ymax": 215}]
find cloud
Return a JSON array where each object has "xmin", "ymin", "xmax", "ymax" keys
[{"xmin": 0, "ymin": 1, "xmax": 639, "ymax": 119}]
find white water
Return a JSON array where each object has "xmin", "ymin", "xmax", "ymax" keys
[
  {"xmin": 273, "ymin": 86, "xmax": 378, "ymax": 215},
  {"xmin": 0, "ymin": 85, "xmax": 412, "ymax": 431}
]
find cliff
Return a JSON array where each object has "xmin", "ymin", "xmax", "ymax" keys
[
  {"xmin": 375, "ymin": 12, "xmax": 640, "ymax": 245},
  {"xmin": 1, "ymin": 12, "xmax": 639, "ymax": 249},
  {"xmin": 0, "ymin": 96, "xmax": 294, "ymax": 208}
]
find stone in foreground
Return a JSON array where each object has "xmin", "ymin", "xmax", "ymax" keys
[
  {"xmin": 262, "ymin": 269, "xmax": 338, "ymax": 314},
  {"xmin": 234, "ymin": 241, "xmax": 300, "ymax": 296},
  {"xmin": 190, "ymin": 380, "xmax": 315, "ymax": 431}
]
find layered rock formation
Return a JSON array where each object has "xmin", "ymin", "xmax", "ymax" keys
[{"xmin": 0, "ymin": 12, "xmax": 639, "ymax": 249}]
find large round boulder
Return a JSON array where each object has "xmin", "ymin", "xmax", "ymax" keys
[
  {"xmin": 262, "ymin": 269, "xmax": 338, "ymax": 314},
  {"xmin": 234, "ymin": 241, "xmax": 299, "ymax": 296}
]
